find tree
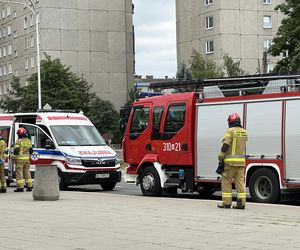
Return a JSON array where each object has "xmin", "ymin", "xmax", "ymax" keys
[
  {"xmin": 86, "ymin": 97, "xmax": 119, "ymax": 135},
  {"xmin": 222, "ymin": 53, "xmax": 245, "ymax": 77},
  {"xmin": 189, "ymin": 49, "xmax": 223, "ymax": 80},
  {"xmin": 268, "ymin": 0, "xmax": 300, "ymax": 72},
  {"xmin": 176, "ymin": 62, "xmax": 192, "ymax": 80}
]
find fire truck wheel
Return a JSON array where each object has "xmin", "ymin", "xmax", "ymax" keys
[
  {"xmin": 140, "ymin": 166, "xmax": 162, "ymax": 197},
  {"xmin": 100, "ymin": 182, "xmax": 117, "ymax": 191},
  {"xmin": 249, "ymin": 168, "xmax": 280, "ymax": 203},
  {"xmin": 58, "ymin": 169, "xmax": 68, "ymax": 190}
]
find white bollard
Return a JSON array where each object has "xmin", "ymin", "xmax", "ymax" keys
[{"xmin": 33, "ymin": 165, "xmax": 60, "ymax": 201}]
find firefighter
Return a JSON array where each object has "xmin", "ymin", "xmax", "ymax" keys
[
  {"xmin": 13, "ymin": 127, "xmax": 33, "ymax": 192},
  {"xmin": 217, "ymin": 112, "xmax": 248, "ymax": 209},
  {"xmin": 0, "ymin": 136, "xmax": 7, "ymax": 193}
]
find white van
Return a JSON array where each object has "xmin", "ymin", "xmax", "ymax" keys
[{"xmin": 0, "ymin": 111, "xmax": 121, "ymax": 190}]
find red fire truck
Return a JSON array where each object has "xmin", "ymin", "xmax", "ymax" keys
[{"xmin": 121, "ymin": 74, "xmax": 300, "ymax": 203}]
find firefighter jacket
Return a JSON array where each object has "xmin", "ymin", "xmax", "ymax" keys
[
  {"xmin": 0, "ymin": 138, "xmax": 7, "ymax": 162},
  {"xmin": 13, "ymin": 138, "xmax": 32, "ymax": 161},
  {"xmin": 219, "ymin": 126, "xmax": 247, "ymax": 166}
]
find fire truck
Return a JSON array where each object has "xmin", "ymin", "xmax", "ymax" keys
[{"xmin": 121, "ymin": 74, "xmax": 300, "ymax": 203}]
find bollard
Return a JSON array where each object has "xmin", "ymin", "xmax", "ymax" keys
[{"xmin": 33, "ymin": 165, "xmax": 60, "ymax": 201}]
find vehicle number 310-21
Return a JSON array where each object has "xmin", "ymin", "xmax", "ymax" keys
[{"xmin": 163, "ymin": 142, "xmax": 181, "ymax": 152}]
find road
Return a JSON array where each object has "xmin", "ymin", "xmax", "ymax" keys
[{"xmin": 68, "ymin": 178, "xmax": 300, "ymax": 207}]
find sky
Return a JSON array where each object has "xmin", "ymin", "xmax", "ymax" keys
[{"xmin": 132, "ymin": 0, "xmax": 176, "ymax": 79}]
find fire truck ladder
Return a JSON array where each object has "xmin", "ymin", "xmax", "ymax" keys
[{"xmin": 148, "ymin": 73, "xmax": 300, "ymax": 98}]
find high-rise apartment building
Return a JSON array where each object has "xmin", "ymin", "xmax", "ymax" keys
[
  {"xmin": 176, "ymin": 0, "xmax": 285, "ymax": 74},
  {"xmin": 0, "ymin": 0, "xmax": 134, "ymax": 110}
]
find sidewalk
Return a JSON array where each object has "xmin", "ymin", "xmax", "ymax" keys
[{"xmin": 1, "ymin": 187, "xmax": 300, "ymax": 250}]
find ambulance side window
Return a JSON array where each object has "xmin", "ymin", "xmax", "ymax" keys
[
  {"xmin": 0, "ymin": 126, "xmax": 10, "ymax": 142},
  {"xmin": 22, "ymin": 125, "xmax": 51, "ymax": 149},
  {"xmin": 130, "ymin": 107, "xmax": 150, "ymax": 133},
  {"xmin": 164, "ymin": 104, "xmax": 186, "ymax": 133}
]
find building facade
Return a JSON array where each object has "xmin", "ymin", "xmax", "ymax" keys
[
  {"xmin": 176, "ymin": 0, "xmax": 285, "ymax": 74},
  {"xmin": 0, "ymin": 0, "xmax": 134, "ymax": 110}
]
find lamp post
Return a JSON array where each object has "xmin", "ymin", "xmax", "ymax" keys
[{"xmin": 0, "ymin": 0, "xmax": 41, "ymax": 109}]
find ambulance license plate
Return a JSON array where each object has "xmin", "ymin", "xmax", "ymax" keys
[{"xmin": 95, "ymin": 173, "xmax": 109, "ymax": 179}]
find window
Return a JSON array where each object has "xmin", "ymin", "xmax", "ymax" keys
[
  {"xmin": 14, "ymin": 70, "xmax": 18, "ymax": 76},
  {"xmin": 164, "ymin": 104, "xmax": 186, "ymax": 133},
  {"xmin": 8, "ymin": 63, "xmax": 12, "ymax": 74},
  {"xmin": 263, "ymin": 16, "xmax": 272, "ymax": 28},
  {"xmin": 2, "ymin": 27, "xmax": 6, "ymax": 38},
  {"xmin": 267, "ymin": 63, "xmax": 273, "ymax": 73},
  {"xmin": 3, "ymin": 85, "xmax": 6, "ymax": 94},
  {"xmin": 13, "ymin": 30, "xmax": 17, "ymax": 38},
  {"xmin": 206, "ymin": 40, "xmax": 214, "ymax": 53},
  {"xmin": 29, "ymin": 14, "xmax": 34, "ymax": 27},
  {"xmin": 8, "ymin": 44, "xmax": 12, "ymax": 55},
  {"xmin": 20, "ymin": 124, "xmax": 52, "ymax": 149},
  {"xmin": 13, "ymin": 11, "xmax": 17, "ymax": 18},
  {"xmin": 3, "ymin": 46, "xmax": 6, "ymax": 57},
  {"xmin": 3, "ymin": 65, "xmax": 7, "ymax": 76},
  {"xmin": 204, "ymin": 0, "xmax": 213, "ymax": 6},
  {"xmin": 24, "ymin": 17, "xmax": 28, "ymax": 29},
  {"xmin": 7, "ymin": 25, "xmax": 11, "ymax": 36},
  {"xmin": 130, "ymin": 107, "xmax": 150, "ymax": 133},
  {"xmin": 25, "ymin": 58, "xmax": 29, "ymax": 70},
  {"xmin": 14, "ymin": 49, "xmax": 18, "ymax": 57},
  {"xmin": 2, "ymin": 8, "xmax": 5, "ymax": 19},
  {"xmin": 24, "ymin": 37, "xmax": 28, "ymax": 49},
  {"xmin": 6, "ymin": 5, "xmax": 10, "ymax": 16},
  {"xmin": 0, "ymin": 29, "xmax": 1, "ymax": 39},
  {"xmin": 263, "ymin": 0, "xmax": 271, "ymax": 4},
  {"xmin": 153, "ymin": 107, "xmax": 164, "ymax": 133},
  {"xmin": 263, "ymin": 39, "xmax": 272, "ymax": 51},
  {"xmin": 205, "ymin": 16, "xmax": 213, "ymax": 30},
  {"xmin": 31, "ymin": 56, "xmax": 34, "ymax": 68},
  {"xmin": 0, "ymin": 66, "xmax": 2, "ymax": 76},
  {"xmin": 30, "ymin": 36, "xmax": 34, "ymax": 47},
  {"xmin": 0, "ymin": 48, "xmax": 2, "ymax": 58}
]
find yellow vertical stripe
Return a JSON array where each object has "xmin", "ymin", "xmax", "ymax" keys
[{"xmin": 232, "ymin": 138, "xmax": 237, "ymax": 155}]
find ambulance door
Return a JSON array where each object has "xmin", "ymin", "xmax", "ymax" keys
[{"xmin": 15, "ymin": 123, "xmax": 55, "ymax": 171}]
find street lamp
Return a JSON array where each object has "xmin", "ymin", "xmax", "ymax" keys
[{"xmin": 0, "ymin": 0, "xmax": 41, "ymax": 109}]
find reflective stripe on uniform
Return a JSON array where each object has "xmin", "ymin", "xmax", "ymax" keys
[
  {"xmin": 16, "ymin": 156, "xmax": 30, "ymax": 160},
  {"xmin": 224, "ymin": 158, "xmax": 245, "ymax": 163},
  {"xmin": 237, "ymin": 193, "xmax": 247, "ymax": 198},
  {"xmin": 232, "ymin": 138, "xmax": 237, "ymax": 155},
  {"xmin": 16, "ymin": 179, "xmax": 24, "ymax": 185},
  {"xmin": 25, "ymin": 179, "xmax": 32, "ymax": 184},
  {"xmin": 222, "ymin": 192, "xmax": 232, "ymax": 198}
]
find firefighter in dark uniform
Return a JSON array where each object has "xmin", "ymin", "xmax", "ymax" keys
[
  {"xmin": 0, "ymin": 136, "xmax": 7, "ymax": 193},
  {"xmin": 13, "ymin": 128, "xmax": 33, "ymax": 192},
  {"xmin": 217, "ymin": 113, "xmax": 248, "ymax": 209}
]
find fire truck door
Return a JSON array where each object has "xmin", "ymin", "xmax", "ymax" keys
[
  {"xmin": 125, "ymin": 104, "xmax": 151, "ymax": 165},
  {"xmin": 153, "ymin": 103, "xmax": 190, "ymax": 165}
]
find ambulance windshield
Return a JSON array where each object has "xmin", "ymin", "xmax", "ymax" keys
[{"xmin": 51, "ymin": 125, "xmax": 106, "ymax": 146}]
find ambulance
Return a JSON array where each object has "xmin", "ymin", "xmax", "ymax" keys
[{"xmin": 0, "ymin": 111, "xmax": 121, "ymax": 190}]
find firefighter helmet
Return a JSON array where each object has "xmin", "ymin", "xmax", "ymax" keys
[
  {"xmin": 228, "ymin": 112, "xmax": 241, "ymax": 127},
  {"xmin": 17, "ymin": 127, "xmax": 27, "ymax": 137}
]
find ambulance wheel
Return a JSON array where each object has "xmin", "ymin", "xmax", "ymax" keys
[
  {"xmin": 58, "ymin": 169, "xmax": 68, "ymax": 190},
  {"xmin": 100, "ymin": 182, "xmax": 117, "ymax": 191},
  {"xmin": 140, "ymin": 166, "xmax": 162, "ymax": 197},
  {"xmin": 249, "ymin": 168, "xmax": 280, "ymax": 203}
]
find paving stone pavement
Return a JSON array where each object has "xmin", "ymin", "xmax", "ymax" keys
[{"xmin": 0, "ymin": 187, "xmax": 299, "ymax": 250}]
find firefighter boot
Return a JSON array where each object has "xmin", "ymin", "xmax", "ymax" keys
[
  {"xmin": 14, "ymin": 188, "xmax": 24, "ymax": 192},
  {"xmin": 233, "ymin": 199, "xmax": 245, "ymax": 209},
  {"xmin": 1, "ymin": 187, "xmax": 6, "ymax": 193},
  {"xmin": 217, "ymin": 202, "xmax": 231, "ymax": 209},
  {"xmin": 26, "ymin": 187, "xmax": 33, "ymax": 192}
]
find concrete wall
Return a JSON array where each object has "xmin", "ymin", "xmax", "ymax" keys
[
  {"xmin": 0, "ymin": 0, "xmax": 134, "ymax": 110},
  {"xmin": 176, "ymin": 0, "xmax": 284, "ymax": 75}
]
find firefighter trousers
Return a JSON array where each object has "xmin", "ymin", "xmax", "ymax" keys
[
  {"xmin": 15, "ymin": 161, "xmax": 32, "ymax": 189},
  {"xmin": 0, "ymin": 164, "xmax": 6, "ymax": 190},
  {"xmin": 221, "ymin": 164, "xmax": 246, "ymax": 206}
]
